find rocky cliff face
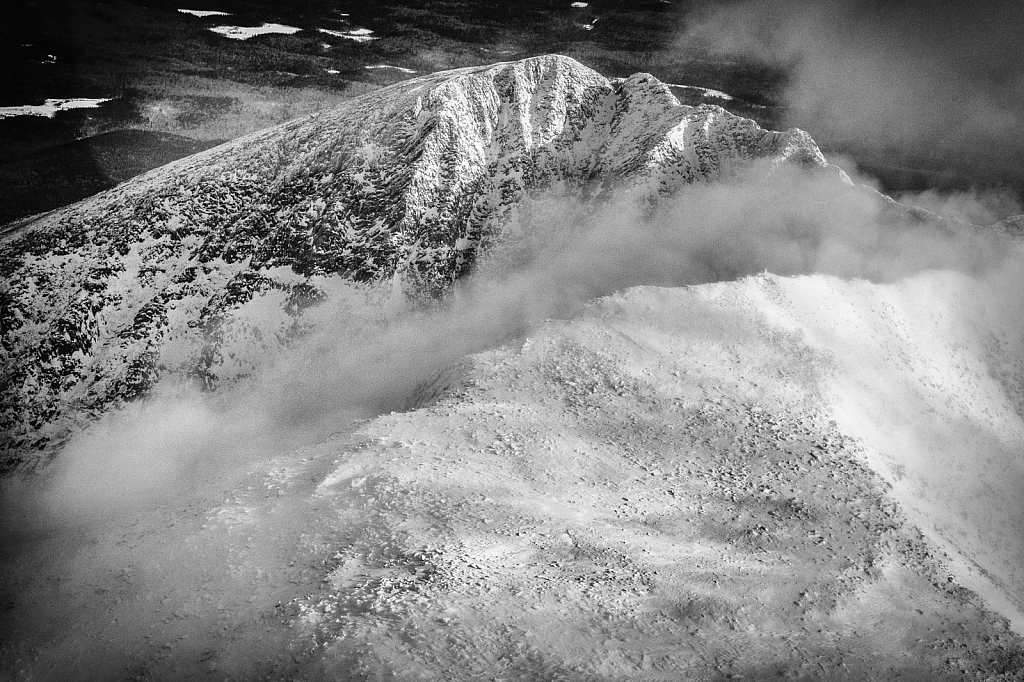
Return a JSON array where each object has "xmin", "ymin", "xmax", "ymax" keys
[{"xmin": 0, "ymin": 55, "xmax": 830, "ymax": 472}]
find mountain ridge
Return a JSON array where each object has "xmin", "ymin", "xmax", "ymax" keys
[
  {"xmin": 0, "ymin": 55, "xmax": 834, "ymax": 472},
  {"xmin": 6, "ymin": 55, "xmax": 1024, "ymax": 681}
]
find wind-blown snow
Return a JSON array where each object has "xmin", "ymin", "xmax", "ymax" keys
[
  {"xmin": 719, "ymin": 269, "xmax": 1024, "ymax": 630},
  {"xmin": 0, "ymin": 98, "xmax": 111, "ymax": 119}
]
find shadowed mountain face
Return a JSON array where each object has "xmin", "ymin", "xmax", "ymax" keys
[
  {"xmin": 0, "ymin": 130, "xmax": 224, "ymax": 226},
  {"xmin": 0, "ymin": 55, "xmax": 826, "ymax": 472}
]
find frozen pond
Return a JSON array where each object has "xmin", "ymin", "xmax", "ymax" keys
[
  {"xmin": 0, "ymin": 98, "xmax": 112, "ymax": 120},
  {"xmin": 319, "ymin": 27, "xmax": 377, "ymax": 42},
  {"xmin": 365, "ymin": 64, "xmax": 416, "ymax": 74},
  {"xmin": 178, "ymin": 9, "xmax": 230, "ymax": 17},
  {"xmin": 209, "ymin": 23, "xmax": 301, "ymax": 40}
]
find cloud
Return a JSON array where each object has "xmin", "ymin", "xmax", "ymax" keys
[
  {"xmin": 2, "ymin": 161, "xmax": 1016, "ymax": 536},
  {"xmin": 681, "ymin": 0, "xmax": 1024, "ymax": 195}
]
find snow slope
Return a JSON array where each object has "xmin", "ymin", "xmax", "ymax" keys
[
  {"xmin": 4, "ymin": 271, "xmax": 1024, "ymax": 680},
  {"xmin": 767, "ymin": 269, "xmax": 1024, "ymax": 628},
  {"xmin": 0, "ymin": 55, "xmax": 828, "ymax": 472},
  {"xmin": 5, "ymin": 53, "xmax": 1024, "ymax": 679}
]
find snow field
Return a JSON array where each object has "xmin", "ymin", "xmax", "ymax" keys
[{"xmin": 283, "ymin": 270, "xmax": 1024, "ymax": 678}]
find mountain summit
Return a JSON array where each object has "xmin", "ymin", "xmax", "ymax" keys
[
  {"xmin": 0, "ymin": 55, "xmax": 828, "ymax": 471},
  {"xmin": 6, "ymin": 56, "xmax": 1024, "ymax": 681}
]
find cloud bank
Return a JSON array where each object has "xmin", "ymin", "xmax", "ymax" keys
[{"xmin": 681, "ymin": 0, "xmax": 1024, "ymax": 198}]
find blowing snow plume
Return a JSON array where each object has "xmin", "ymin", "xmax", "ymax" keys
[
  {"xmin": 681, "ymin": 0, "xmax": 1024, "ymax": 201},
  {"xmin": 7, "ymin": 158, "xmax": 1019, "ymax": 535},
  {"xmin": 6, "ymin": 159, "xmax": 1024, "ymax": 682},
  {"xmin": 1, "ymin": 53, "xmax": 1020, "ymax": 537}
]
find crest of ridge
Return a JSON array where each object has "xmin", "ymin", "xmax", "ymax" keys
[{"xmin": 0, "ymin": 54, "xmax": 828, "ymax": 471}]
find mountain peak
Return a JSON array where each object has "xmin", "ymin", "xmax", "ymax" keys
[{"xmin": 0, "ymin": 56, "xmax": 828, "ymax": 471}]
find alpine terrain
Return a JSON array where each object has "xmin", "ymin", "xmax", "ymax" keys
[{"xmin": 3, "ymin": 55, "xmax": 1024, "ymax": 681}]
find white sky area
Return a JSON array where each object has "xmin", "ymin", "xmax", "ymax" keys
[
  {"xmin": 319, "ymin": 27, "xmax": 377, "ymax": 42},
  {"xmin": 667, "ymin": 84, "xmax": 735, "ymax": 101},
  {"xmin": 365, "ymin": 64, "xmax": 417, "ymax": 74},
  {"xmin": 0, "ymin": 98, "xmax": 111, "ymax": 119},
  {"xmin": 178, "ymin": 9, "xmax": 231, "ymax": 17},
  {"xmin": 210, "ymin": 23, "xmax": 301, "ymax": 40}
]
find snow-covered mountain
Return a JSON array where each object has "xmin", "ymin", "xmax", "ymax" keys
[
  {"xmin": 6, "ymin": 54, "xmax": 1024, "ymax": 681},
  {"xmin": 0, "ymin": 55, "xmax": 829, "ymax": 472}
]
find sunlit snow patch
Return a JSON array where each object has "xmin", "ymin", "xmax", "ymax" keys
[
  {"xmin": 667, "ymin": 84, "xmax": 735, "ymax": 101},
  {"xmin": 319, "ymin": 27, "xmax": 377, "ymax": 42},
  {"xmin": 364, "ymin": 64, "xmax": 417, "ymax": 74},
  {"xmin": 209, "ymin": 23, "xmax": 301, "ymax": 40},
  {"xmin": 178, "ymin": 9, "xmax": 231, "ymax": 17},
  {"xmin": 0, "ymin": 98, "xmax": 111, "ymax": 119}
]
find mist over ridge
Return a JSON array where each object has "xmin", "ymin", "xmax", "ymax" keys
[
  {"xmin": 0, "ymin": 54, "xmax": 833, "ymax": 474},
  {"xmin": 3, "ymin": 53, "xmax": 1020, "ymax": 515},
  {"xmin": 5, "ymin": 50, "xmax": 1024, "ymax": 680},
  {"xmin": 3, "ymin": 52, "xmax": 1021, "ymax": 535}
]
